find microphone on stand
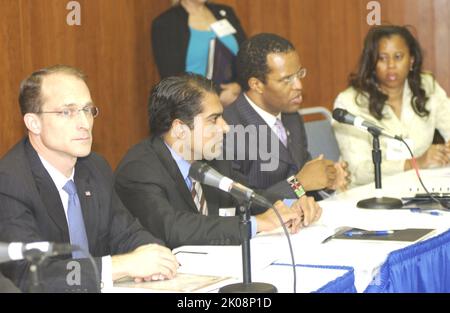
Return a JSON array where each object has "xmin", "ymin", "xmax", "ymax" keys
[
  {"xmin": 0, "ymin": 242, "xmax": 75, "ymax": 263},
  {"xmin": 189, "ymin": 162, "xmax": 278, "ymax": 293},
  {"xmin": 189, "ymin": 161, "xmax": 273, "ymax": 208},
  {"xmin": 332, "ymin": 108, "xmax": 400, "ymax": 139},
  {"xmin": 332, "ymin": 108, "xmax": 403, "ymax": 209}
]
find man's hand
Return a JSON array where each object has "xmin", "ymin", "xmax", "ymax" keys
[
  {"xmin": 112, "ymin": 244, "xmax": 179, "ymax": 282},
  {"xmin": 290, "ymin": 195, "xmax": 322, "ymax": 227},
  {"xmin": 329, "ymin": 161, "xmax": 351, "ymax": 191},
  {"xmin": 296, "ymin": 155, "xmax": 336, "ymax": 191},
  {"xmin": 255, "ymin": 200, "xmax": 302, "ymax": 234}
]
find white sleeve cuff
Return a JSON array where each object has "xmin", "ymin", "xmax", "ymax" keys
[{"xmin": 101, "ymin": 255, "xmax": 113, "ymax": 290}]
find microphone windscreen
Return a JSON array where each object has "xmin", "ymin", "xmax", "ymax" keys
[
  {"xmin": 189, "ymin": 161, "xmax": 208, "ymax": 182},
  {"xmin": 332, "ymin": 108, "xmax": 347, "ymax": 122}
]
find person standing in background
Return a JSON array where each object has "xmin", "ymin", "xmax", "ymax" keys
[{"xmin": 152, "ymin": 0, "xmax": 246, "ymax": 106}]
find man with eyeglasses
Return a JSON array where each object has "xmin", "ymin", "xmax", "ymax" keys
[
  {"xmin": 223, "ymin": 33, "xmax": 350, "ymax": 203},
  {"xmin": 0, "ymin": 65, "xmax": 178, "ymax": 292}
]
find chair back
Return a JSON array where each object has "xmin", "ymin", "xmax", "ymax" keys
[{"xmin": 298, "ymin": 107, "xmax": 341, "ymax": 162}]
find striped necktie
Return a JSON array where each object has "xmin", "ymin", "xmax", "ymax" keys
[{"xmin": 190, "ymin": 179, "xmax": 208, "ymax": 216}]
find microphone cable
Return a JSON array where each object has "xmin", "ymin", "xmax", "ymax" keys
[
  {"xmin": 268, "ymin": 202, "xmax": 298, "ymax": 293},
  {"xmin": 68, "ymin": 245, "xmax": 101, "ymax": 293},
  {"xmin": 400, "ymin": 138, "xmax": 449, "ymax": 210}
]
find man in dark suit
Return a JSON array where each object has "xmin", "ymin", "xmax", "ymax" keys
[
  {"xmin": 114, "ymin": 74, "xmax": 321, "ymax": 249},
  {"xmin": 0, "ymin": 65, "xmax": 178, "ymax": 292},
  {"xmin": 223, "ymin": 33, "xmax": 350, "ymax": 199}
]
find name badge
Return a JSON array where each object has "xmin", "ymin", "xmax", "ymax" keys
[
  {"xmin": 210, "ymin": 19, "xmax": 236, "ymax": 37},
  {"xmin": 219, "ymin": 207, "xmax": 236, "ymax": 217},
  {"xmin": 386, "ymin": 138, "xmax": 414, "ymax": 160}
]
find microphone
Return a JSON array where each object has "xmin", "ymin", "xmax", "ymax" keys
[
  {"xmin": 189, "ymin": 162, "xmax": 273, "ymax": 209},
  {"xmin": 0, "ymin": 242, "xmax": 75, "ymax": 263},
  {"xmin": 332, "ymin": 108, "xmax": 400, "ymax": 139}
]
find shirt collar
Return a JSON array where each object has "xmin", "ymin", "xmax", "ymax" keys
[
  {"xmin": 244, "ymin": 93, "xmax": 282, "ymax": 127},
  {"xmin": 164, "ymin": 142, "xmax": 192, "ymax": 182},
  {"xmin": 38, "ymin": 154, "xmax": 75, "ymax": 190}
]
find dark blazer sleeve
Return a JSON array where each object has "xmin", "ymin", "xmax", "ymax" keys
[
  {"xmin": 0, "ymin": 272, "xmax": 20, "ymax": 293},
  {"xmin": 295, "ymin": 113, "xmax": 313, "ymax": 166},
  {"xmin": 151, "ymin": 7, "xmax": 189, "ymax": 78},
  {"xmin": 0, "ymin": 173, "xmax": 101, "ymax": 293},
  {"xmin": 87, "ymin": 153, "xmax": 163, "ymax": 255},
  {"xmin": 228, "ymin": 162, "xmax": 296, "ymax": 215},
  {"xmin": 115, "ymin": 157, "xmax": 242, "ymax": 249}
]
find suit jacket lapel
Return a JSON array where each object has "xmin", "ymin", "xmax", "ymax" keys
[
  {"xmin": 151, "ymin": 137, "xmax": 198, "ymax": 213},
  {"xmin": 74, "ymin": 160, "xmax": 98, "ymax": 244},
  {"xmin": 25, "ymin": 140, "xmax": 70, "ymax": 240},
  {"xmin": 282, "ymin": 114, "xmax": 302, "ymax": 169},
  {"xmin": 237, "ymin": 96, "xmax": 294, "ymax": 165}
]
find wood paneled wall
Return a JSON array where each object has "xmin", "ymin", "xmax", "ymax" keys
[
  {"xmin": 0, "ymin": 0, "xmax": 169, "ymax": 167},
  {"xmin": 223, "ymin": 0, "xmax": 450, "ymax": 111},
  {"xmin": 1, "ymin": 0, "xmax": 449, "ymax": 167}
]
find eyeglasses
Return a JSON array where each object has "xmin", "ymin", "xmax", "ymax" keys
[
  {"xmin": 37, "ymin": 105, "xmax": 99, "ymax": 119},
  {"xmin": 279, "ymin": 67, "xmax": 307, "ymax": 85}
]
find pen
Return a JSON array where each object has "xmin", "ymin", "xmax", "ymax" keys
[
  {"xmin": 344, "ymin": 230, "xmax": 394, "ymax": 237},
  {"xmin": 409, "ymin": 208, "xmax": 442, "ymax": 216},
  {"xmin": 174, "ymin": 251, "xmax": 208, "ymax": 255}
]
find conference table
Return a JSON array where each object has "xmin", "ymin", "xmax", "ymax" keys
[
  {"xmin": 108, "ymin": 167, "xmax": 450, "ymax": 293},
  {"xmin": 269, "ymin": 167, "xmax": 450, "ymax": 292}
]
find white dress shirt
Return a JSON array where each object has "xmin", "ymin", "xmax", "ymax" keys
[{"xmin": 244, "ymin": 93, "xmax": 285, "ymax": 139}]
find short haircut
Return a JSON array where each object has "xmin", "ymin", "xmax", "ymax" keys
[
  {"xmin": 236, "ymin": 33, "xmax": 295, "ymax": 91},
  {"xmin": 18, "ymin": 65, "xmax": 86, "ymax": 115},
  {"xmin": 148, "ymin": 73, "xmax": 217, "ymax": 136}
]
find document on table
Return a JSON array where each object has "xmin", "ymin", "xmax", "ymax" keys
[
  {"xmin": 113, "ymin": 273, "xmax": 233, "ymax": 293},
  {"xmin": 172, "ymin": 245, "xmax": 278, "ymax": 278}
]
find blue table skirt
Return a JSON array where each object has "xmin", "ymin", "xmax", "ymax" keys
[{"xmin": 365, "ymin": 229, "xmax": 450, "ymax": 293}]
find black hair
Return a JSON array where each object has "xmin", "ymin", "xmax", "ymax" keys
[
  {"xmin": 237, "ymin": 33, "xmax": 295, "ymax": 92},
  {"xmin": 349, "ymin": 25, "xmax": 429, "ymax": 120},
  {"xmin": 148, "ymin": 73, "xmax": 217, "ymax": 136}
]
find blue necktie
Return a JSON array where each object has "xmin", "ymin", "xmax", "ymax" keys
[{"xmin": 63, "ymin": 180, "xmax": 89, "ymax": 259}]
